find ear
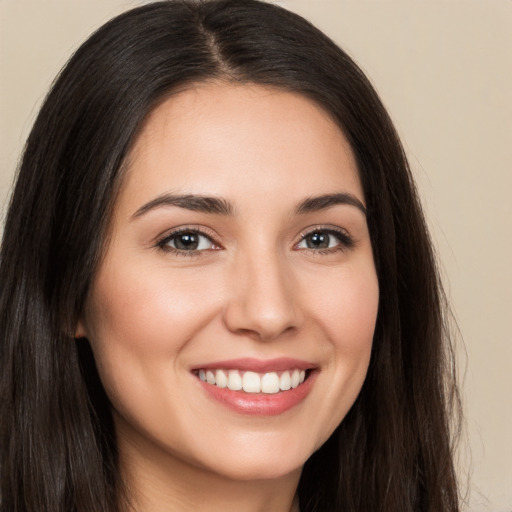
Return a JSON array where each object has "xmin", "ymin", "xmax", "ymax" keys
[{"xmin": 74, "ymin": 318, "xmax": 88, "ymax": 339}]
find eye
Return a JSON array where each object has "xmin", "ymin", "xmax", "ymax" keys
[
  {"xmin": 157, "ymin": 229, "xmax": 218, "ymax": 253},
  {"xmin": 296, "ymin": 228, "xmax": 354, "ymax": 252}
]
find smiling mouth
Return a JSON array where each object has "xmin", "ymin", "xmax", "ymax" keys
[{"xmin": 195, "ymin": 368, "xmax": 309, "ymax": 394}]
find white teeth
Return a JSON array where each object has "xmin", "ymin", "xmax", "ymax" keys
[
  {"xmin": 291, "ymin": 369, "xmax": 300, "ymax": 388},
  {"xmin": 228, "ymin": 370, "xmax": 243, "ymax": 391},
  {"xmin": 215, "ymin": 369, "xmax": 228, "ymax": 388},
  {"xmin": 198, "ymin": 368, "xmax": 309, "ymax": 394},
  {"xmin": 279, "ymin": 371, "xmax": 291, "ymax": 391},
  {"xmin": 242, "ymin": 371, "xmax": 261, "ymax": 393},
  {"xmin": 261, "ymin": 372, "xmax": 280, "ymax": 394}
]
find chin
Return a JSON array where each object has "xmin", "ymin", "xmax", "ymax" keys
[
  {"xmin": 189, "ymin": 433, "xmax": 315, "ymax": 483},
  {"xmin": 208, "ymin": 457, "xmax": 304, "ymax": 483}
]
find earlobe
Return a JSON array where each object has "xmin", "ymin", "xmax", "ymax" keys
[{"xmin": 74, "ymin": 318, "xmax": 88, "ymax": 339}]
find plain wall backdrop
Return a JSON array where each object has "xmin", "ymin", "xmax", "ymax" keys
[{"xmin": 0, "ymin": 1, "xmax": 511, "ymax": 510}]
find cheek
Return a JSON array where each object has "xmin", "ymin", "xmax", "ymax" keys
[
  {"xmin": 82, "ymin": 260, "xmax": 224, "ymax": 406},
  {"xmin": 82, "ymin": 260, "xmax": 227, "ymax": 445},
  {"xmin": 307, "ymin": 262, "xmax": 379, "ymax": 352},
  {"xmin": 327, "ymin": 266, "xmax": 378, "ymax": 389},
  {"xmin": 86, "ymin": 260, "xmax": 219, "ymax": 353},
  {"xmin": 301, "ymin": 261, "xmax": 378, "ymax": 436}
]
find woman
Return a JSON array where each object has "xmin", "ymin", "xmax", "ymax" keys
[{"xmin": 0, "ymin": 1, "xmax": 461, "ymax": 511}]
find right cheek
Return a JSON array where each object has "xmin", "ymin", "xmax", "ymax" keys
[{"xmin": 88, "ymin": 269, "xmax": 226, "ymax": 357}]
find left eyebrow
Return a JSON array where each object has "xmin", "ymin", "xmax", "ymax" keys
[{"xmin": 295, "ymin": 193, "xmax": 367, "ymax": 216}]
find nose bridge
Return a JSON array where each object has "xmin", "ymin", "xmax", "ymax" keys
[{"xmin": 223, "ymin": 244, "xmax": 301, "ymax": 340}]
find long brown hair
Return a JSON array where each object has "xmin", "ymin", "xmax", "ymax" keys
[{"xmin": 0, "ymin": 1, "xmax": 461, "ymax": 510}]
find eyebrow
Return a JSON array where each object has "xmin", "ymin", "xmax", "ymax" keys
[
  {"xmin": 131, "ymin": 194, "xmax": 234, "ymax": 219},
  {"xmin": 131, "ymin": 191, "xmax": 366, "ymax": 220},
  {"xmin": 295, "ymin": 193, "xmax": 367, "ymax": 216}
]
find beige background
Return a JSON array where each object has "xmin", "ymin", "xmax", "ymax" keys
[{"xmin": 1, "ymin": 1, "xmax": 511, "ymax": 510}]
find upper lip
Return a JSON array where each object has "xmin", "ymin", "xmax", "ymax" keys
[{"xmin": 191, "ymin": 357, "xmax": 316, "ymax": 373}]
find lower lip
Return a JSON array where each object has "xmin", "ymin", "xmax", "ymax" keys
[{"xmin": 197, "ymin": 372, "xmax": 317, "ymax": 416}]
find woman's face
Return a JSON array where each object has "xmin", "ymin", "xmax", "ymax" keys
[{"xmin": 78, "ymin": 83, "xmax": 379, "ymax": 482}]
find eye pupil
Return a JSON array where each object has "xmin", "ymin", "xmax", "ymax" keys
[
  {"xmin": 307, "ymin": 232, "xmax": 329, "ymax": 249},
  {"xmin": 175, "ymin": 233, "xmax": 198, "ymax": 250}
]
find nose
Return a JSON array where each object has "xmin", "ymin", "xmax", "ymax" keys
[{"xmin": 222, "ymin": 251, "xmax": 303, "ymax": 341}]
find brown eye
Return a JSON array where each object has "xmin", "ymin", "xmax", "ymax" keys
[
  {"xmin": 160, "ymin": 231, "xmax": 216, "ymax": 252},
  {"xmin": 296, "ymin": 229, "xmax": 354, "ymax": 252},
  {"xmin": 173, "ymin": 232, "xmax": 200, "ymax": 250},
  {"xmin": 304, "ymin": 232, "xmax": 330, "ymax": 249}
]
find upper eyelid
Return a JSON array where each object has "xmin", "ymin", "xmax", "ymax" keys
[
  {"xmin": 294, "ymin": 226, "xmax": 356, "ymax": 251},
  {"xmin": 155, "ymin": 226, "xmax": 221, "ymax": 249},
  {"xmin": 154, "ymin": 224, "xmax": 353, "ymax": 249},
  {"xmin": 296, "ymin": 225, "xmax": 351, "ymax": 241},
  {"xmin": 157, "ymin": 225, "xmax": 217, "ymax": 239}
]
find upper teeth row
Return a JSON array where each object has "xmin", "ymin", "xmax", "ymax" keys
[{"xmin": 198, "ymin": 369, "xmax": 306, "ymax": 394}]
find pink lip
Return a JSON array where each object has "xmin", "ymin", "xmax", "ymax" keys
[
  {"xmin": 192, "ymin": 358, "xmax": 318, "ymax": 416},
  {"xmin": 191, "ymin": 357, "xmax": 315, "ymax": 373}
]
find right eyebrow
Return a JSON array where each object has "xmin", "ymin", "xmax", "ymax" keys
[{"xmin": 131, "ymin": 193, "xmax": 235, "ymax": 220}]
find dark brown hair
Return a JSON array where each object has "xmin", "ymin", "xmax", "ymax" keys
[{"xmin": 0, "ymin": 1, "xmax": 461, "ymax": 510}]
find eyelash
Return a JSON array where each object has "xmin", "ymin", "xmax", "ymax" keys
[
  {"xmin": 155, "ymin": 226, "xmax": 355, "ymax": 257},
  {"xmin": 295, "ymin": 227, "xmax": 355, "ymax": 255},
  {"xmin": 155, "ymin": 227, "xmax": 220, "ymax": 257}
]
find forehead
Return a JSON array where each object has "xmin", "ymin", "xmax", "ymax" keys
[{"xmin": 119, "ymin": 82, "xmax": 363, "ymax": 215}]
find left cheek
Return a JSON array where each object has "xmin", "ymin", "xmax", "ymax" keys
[
  {"xmin": 312, "ymin": 267, "xmax": 379, "ymax": 350},
  {"xmin": 307, "ymin": 266, "xmax": 378, "ymax": 420}
]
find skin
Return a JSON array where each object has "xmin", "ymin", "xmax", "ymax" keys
[{"xmin": 77, "ymin": 82, "xmax": 379, "ymax": 512}]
